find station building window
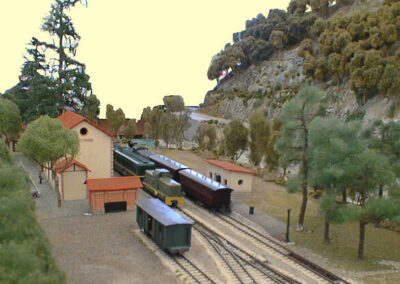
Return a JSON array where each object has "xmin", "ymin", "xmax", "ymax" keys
[
  {"xmin": 224, "ymin": 179, "xmax": 227, "ymax": 185},
  {"xmin": 238, "ymin": 179, "xmax": 243, "ymax": 185},
  {"xmin": 80, "ymin": 127, "xmax": 88, "ymax": 135},
  {"xmin": 210, "ymin": 172, "xmax": 213, "ymax": 179}
]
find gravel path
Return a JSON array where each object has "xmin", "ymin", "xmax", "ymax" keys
[{"xmin": 40, "ymin": 212, "xmax": 179, "ymax": 284}]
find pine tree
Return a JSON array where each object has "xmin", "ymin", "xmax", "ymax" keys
[
  {"xmin": 39, "ymin": 0, "xmax": 97, "ymax": 114},
  {"xmin": 309, "ymin": 117, "xmax": 365, "ymax": 243},
  {"xmin": 275, "ymin": 86, "xmax": 323, "ymax": 231}
]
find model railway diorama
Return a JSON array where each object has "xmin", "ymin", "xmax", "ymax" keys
[
  {"xmin": 113, "ymin": 142, "xmax": 233, "ymax": 210},
  {"xmin": 113, "ymin": 142, "xmax": 348, "ymax": 283}
]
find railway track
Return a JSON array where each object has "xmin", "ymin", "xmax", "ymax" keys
[
  {"xmin": 214, "ymin": 212, "xmax": 349, "ymax": 284},
  {"xmin": 170, "ymin": 255, "xmax": 217, "ymax": 284},
  {"xmin": 138, "ymin": 226, "xmax": 216, "ymax": 284},
  {"xmin": 180, "ymin": 208, "xmax": 300, "ymax": 284}
]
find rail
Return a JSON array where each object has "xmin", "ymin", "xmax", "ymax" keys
[
  {"xmin": 216, "ymin": 213, "xmax": 350, "ymax": 284},
  {"xmin": 179, "ymin": 208, "xmax": 300, "ymax": 284}
]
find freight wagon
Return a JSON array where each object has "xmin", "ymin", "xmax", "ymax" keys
[{"xmin": 136, "ymin": 198, "xmax": 193, "ymax": 254}]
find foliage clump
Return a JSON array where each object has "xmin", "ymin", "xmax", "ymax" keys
[
  {"xmin": 209, "ymin": 0, "xmax": 400, "ymax": 105},
  {"xmin": 0, "ymin": 142, "xmax": 65, "ymax": 282},
  {"xmin": 298, "ymin": 1, "xmax": 400, "ymax": 103}
]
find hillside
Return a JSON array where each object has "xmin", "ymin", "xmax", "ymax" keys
[{"xmin": 200, "ymin": 0, "xmax": 400, "ymax": 125}]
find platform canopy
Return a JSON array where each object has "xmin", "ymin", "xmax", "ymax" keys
[{"xmin": 136, "ymin": 198, "xmax": 193, "ymax": 226}]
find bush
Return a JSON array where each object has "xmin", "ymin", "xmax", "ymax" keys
[{"xmin": 0, "ymin": 151, "xmax": 65, "ymax": 283}]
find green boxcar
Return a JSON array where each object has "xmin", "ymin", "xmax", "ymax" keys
[
  {"xmin": 113, "ymin": 143, "xmax": 155, "ymax": 177},
  {"xmin": 136, "ymin": 198, "xmax": 193, "ymax": 254}
]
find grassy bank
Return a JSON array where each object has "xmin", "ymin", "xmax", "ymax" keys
[{"xmin": 246, "ymin": 188, "xmax": 400, "ymax": 273}]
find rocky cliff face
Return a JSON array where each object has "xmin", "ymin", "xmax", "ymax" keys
[{"xmin": 200, "ymin": 46, "xmax": 399, "ymax": 125}]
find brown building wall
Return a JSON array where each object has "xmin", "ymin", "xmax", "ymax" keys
[{"xmin": 89, "ymin": 189, "xmax": 138, "ymax": 212}]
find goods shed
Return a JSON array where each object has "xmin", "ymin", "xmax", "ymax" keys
[{"xmin": 86, "ymin": 176, "xmax": 142, "ymax": 213}]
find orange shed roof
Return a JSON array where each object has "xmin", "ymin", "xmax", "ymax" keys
[
  {"xmin": 57, "ymin": 110, "xmax": 114, "ymax": 137},
  {"xmin": 52, "ymin": 157, "xmax": 90, "ymax": 173},
  {"xmin": 204, "ymin": 160, "xmax": 256, "ymax": 175},
  {"xmin": 86, "ymin": 176, "xmax": 143, "ymax": 192}
]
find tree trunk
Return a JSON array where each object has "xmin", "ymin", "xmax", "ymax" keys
[
  {"xmin": 324, "ymin": 221, "xmax": 330, "ymax": 244},
  {"xmin": 342, "ymin": 190, "xmax": 347, "ymax": 203},
  {"xmin": 358, "ymin": 221, "xmax": 366, "ymax": 260},
  {"xmin": 298, "ymin": 124, "xmax": 309, "ymax": 231},
  {"xmin": 298, "ymin": 184, "xmax": 308, "ymax": 231},
  {"xmin": 378, "ymin": 184, "xmax": 383, "ymax": 198}
]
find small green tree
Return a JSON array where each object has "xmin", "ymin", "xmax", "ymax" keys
[
  {"xmin": 163, "ymin": 95, "xmax": 191, "ymax": 149},
  {"xmin": 204, "ymin": 124, "xmax": 218, "ymax": 151},
  {"xmin": 249, "ymin": 111, "xmax": 270, "ymax": 166},
  {"xmin": 265, "ymin": 119, "xmax": 282, "ymax": 171},
  {"xmin": 124, "ymin": 119, "xmax": 137, "ymax": 141},
  {"xmin": 223, "ymin": 120, "xmax": 249, "ymax": 161},
  {"xmin": 195, "ymin": 123, "xmax": 207, "ymax": 149},
  {"xmin": 0, "ymin": 98, "xmax": 22, "ymax": 147},
  {"xmin": 346, "ymin": 150, "xmax": 399, "ymax": 259},
  {"xmin": 275, "ymin": 86, "xmax": 323, "ymax": 231},
  {"xmin": 106, "ymin": 104, "xmax": 125, "ymax": 136},
  {"xmin": 142, "ymin": 107, "xmax": 164, "ymax": 148},
  {"xmin": 17, "ymin": 116, "xmax": 79, "ymax": 178},
  {"xmin": 161, "ymin": 113, "xmax": 175, "ymax": 148},
  {"xmin": 309, "ymin": 117, "xmax": 365, "ymax": 243}
]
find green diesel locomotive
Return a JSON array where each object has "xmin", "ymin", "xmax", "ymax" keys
[
  {"xmin": 113, "ymin": 143, "xmax": 155, "ymax": 178},
  {"xmin": 142, "ymin": 169, "xmax": 184, "ymax": 206}
]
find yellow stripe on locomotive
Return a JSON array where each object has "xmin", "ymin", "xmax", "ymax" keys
[{"xmin": 143, "ymin": 169, "xmax": 184, "ymax": 206}]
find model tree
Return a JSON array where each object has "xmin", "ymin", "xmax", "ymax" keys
[
  {"xmin": 275, "ymin": 86, "xmax": 322, "ymax": 231},
  {"xmin": 249, "ymin": 111, "xmax": 271, "ymax": 166},
  {"xmin": 124, "ymin": 119, "xmax": 137, "ymax": 141},
  {"xmin": 163, "ymin": 95, "xmax": 191, "ymax": 149},
  {"xmin": 142, "ymin": 107, "xmax": 163, "ymax": 148},
  {"xmin": 6, "ymin": 0, "xmax": 99, "ymax": 121},
  {"xmin": 0, "ymin": 98, "xmax": 22, "ymax": 148},
  {"xmin": 17, "ymin": 116, "xmax": 79, "ymax": 178},
  {"xmin": 223, "ymin": 120, "xmax": 249, "ymax": 161},
  {"xmin": 106, "ymin": 104, "xmax": 125, "ymax": 136}
]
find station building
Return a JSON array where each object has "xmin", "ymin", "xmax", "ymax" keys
[
  {"xmin": 205, "ymin": 160, "xmax": 256, "ymax": 193},
  {"xmin": 57, "ymin": 110, "xmax": 114, "ymax": 179}
]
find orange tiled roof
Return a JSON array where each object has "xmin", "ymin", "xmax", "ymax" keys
[
  {"xmin": 57, "ymin": 110, "xmax": 114, "ymax": 137},
  {"xmin": 85, "ymin": 176, "xmax": 143, "ymax": 192},
  {"xmin": 204, "ymin": 160, "xmax": 256, "ymax": 175},
  {"xmin": 52, "ymin": 157, "xmax": 90, "ymax": 174}
]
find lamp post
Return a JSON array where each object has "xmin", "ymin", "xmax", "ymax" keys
[{"xmin": 286, "ymin": 209, "xmax": 291, "ymax": 243}]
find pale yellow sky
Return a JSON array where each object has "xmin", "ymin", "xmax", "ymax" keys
[{"xmin": 0, "ymin": 0, "xmax": 289, "ymax": 119}]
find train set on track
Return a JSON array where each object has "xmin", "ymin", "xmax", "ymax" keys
[
  {"xmin": 114, "ymin": 142, "xmax": 349, "ymax": 283},
  {"xmin": 113, "ymin": 142, "xmax": 233, "ymax": 210}
]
